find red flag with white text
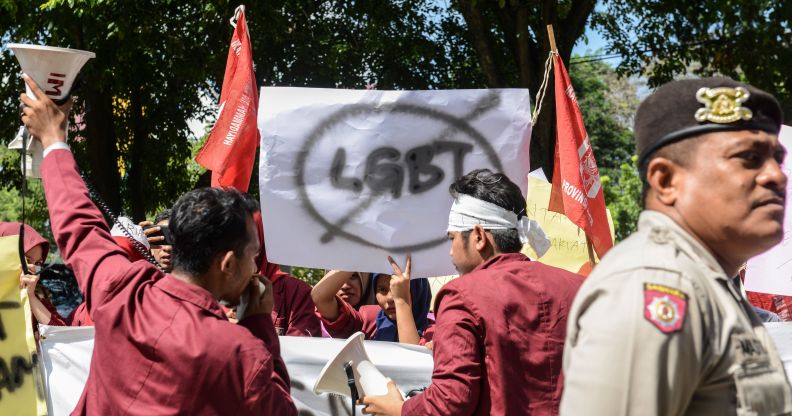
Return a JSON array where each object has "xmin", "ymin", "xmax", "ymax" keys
[
  {"xmin": 195, "ymin": 8, "xmax": 258, "ymax": 192},
  {"xmin": 548, "ymin": 54, "xmax": 613, "ymax": 258}
]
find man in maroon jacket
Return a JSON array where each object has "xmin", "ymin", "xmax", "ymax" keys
[
  {"xmin": 362, "ymin": 169, "xmax": 583, "ymax": 416},
  {"xmin": 20, "ymin": 74, "xmax": 296, "ymax": 415},
  {"xmin": 252, "ymin": 210, "xmax": 321, "ymax": 336}
]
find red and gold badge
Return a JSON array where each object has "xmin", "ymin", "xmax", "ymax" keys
[{"xmin": 643, "ymin": 283, "xmax": 687, "ymax": 334}]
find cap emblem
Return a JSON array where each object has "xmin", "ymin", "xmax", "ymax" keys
[{"xmin": 694, "ymin": 86, "xmax": 752, "ymax": 123}]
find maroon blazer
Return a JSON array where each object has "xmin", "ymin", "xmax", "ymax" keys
[
  {"xmin": 402, "ymin": 253, "xmax": 583, "ymax": 416},
  {"xmin": 270, "ymin": 274, "xmax": 321, "ymax": 337},
  {"xmin": 41, "ymin": 149, "xmax": 295, "ymax": 415}
]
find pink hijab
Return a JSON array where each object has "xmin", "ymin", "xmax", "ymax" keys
[{"xmin": 0, "ymin": 221, "xmax": 50, "ymax": 259}]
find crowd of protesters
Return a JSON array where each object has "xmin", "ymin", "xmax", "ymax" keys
[{"xmin": 7, "ymin": 71, "xmax": 792, "ymax": 415}]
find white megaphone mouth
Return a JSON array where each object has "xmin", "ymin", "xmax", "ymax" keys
[
  {"xmin": 313, "ymin": 332, "xmax": 394, "ymax": 398},
  {"xmin": 8, "ymin": 43, "xmax": 95, "ymax": 101},
  {"xmin": 7, "ymin": 43, "xmax": 95, "ymax": 178}
]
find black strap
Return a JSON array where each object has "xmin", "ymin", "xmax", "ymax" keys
[
  {"xmin": 18, "ymin": 223, "xmax": 29, "ymax": 274},
  {"xmin": 78, "ymin": 171, "xmax": 164, "ymax": 272},
  {"xmin": 344, "ymin": 361, "xmax": 358, "ymax": 416},
  {"xmin": 18, "ymin": 126, "xmax": 30, "ymax": 275}
]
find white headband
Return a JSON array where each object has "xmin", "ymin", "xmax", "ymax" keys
[
  {"xmin": 447, "ymin": 194, "xmax": 552, "ymax": 258},
  {"xmin": 447, "ymin": 194, "xmax": 518, "ymax": 232}
]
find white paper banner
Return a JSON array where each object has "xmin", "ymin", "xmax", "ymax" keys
[
  {"xmin": 258, "ymin": 87, "xmax": 532, "ymax": 277},
  {"xmin": 746, "ymin": 125, "xmax": 792, "ymax": 295},
  {"xmin": 38, "ymin": 325, "xmax": 433, "ymax": 416},
  {"xmin": 766, "ymin": 322, "xmax": 792, "ymax": 379}
]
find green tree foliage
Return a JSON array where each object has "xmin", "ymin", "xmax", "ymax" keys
[
  {"xmin": 290, "ymin": 266, "xmax": 325, "ymax": 286},
  {"xmin": 0, "ymin": 1, "xmax": 645, "ymax": 275},
  {"xmin": 570, "ymin": 57, "xmax": 642, "ymax": 239},
  {"xmin": 1, "ymin": 1, "xmax": 234, "ymax": 224},
  {"xmin": 0, "ymin": 145, "xmax": 54, "ymax": 247},
  {"xmin": 0, "ymin": 1, "xmax": 470, "ymax": 227},
  {"xmin": 447, "ymin": 0, "xmax": 597, "ymax": 173},
  {"xmin": 594, "ymin": 0, "xmax": 792, "ymax": 118},
  {"xmin": 601, "ymin": 156, "xmax": 642, "ymax": 241}
]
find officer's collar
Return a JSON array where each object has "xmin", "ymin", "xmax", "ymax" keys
[{"xmin": 639, "ymin": 210, "xmax": 728, "ymax": 279}]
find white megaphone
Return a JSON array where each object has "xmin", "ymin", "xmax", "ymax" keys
[
  {"xmin": 7, "ymin": 44, "xmax": 95, "ymax": 178},
  {"xmin": 313, "ymin": 332, "xmax": 395, "ymax": 398}
]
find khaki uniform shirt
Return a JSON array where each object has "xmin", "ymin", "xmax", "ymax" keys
[{"xmin": 561, "ymin": 211, "xmax": 792, "ymax": 416}]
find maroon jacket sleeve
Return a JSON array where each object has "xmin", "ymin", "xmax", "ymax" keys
[
  {"xmin": 402, "ymin": 286, "xmax": 483, "ymax": 416},
  {"xmin": 315, "ymin": 295, "xmax": 366, "ymax": 339},
  {"xmin": 40, "ymin": 150, "xmax": 136, "ymax": 315},
  {"xmin": 418, "ymin": 321, "xmax": 435, "ymax": 346},
  {"xmin": 238, "ymin": 314, "xmax": 295, "ymax": 415},
  {"xmin": 282, "ymin": 277, "xmax": 321, "ymax": 337},
  {"xmin": 42, "ymin": 298, "xmax": 67, "ymax": 326}
]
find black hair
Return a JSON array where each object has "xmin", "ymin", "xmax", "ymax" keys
[
  {"xmin": 240, "ymin": 192, "xmax": 261, "ymax": 213},
  {"xmin": 449, "ymin": 169, "xmax": 524, "ymax": 253},
  {"xmin": 154, "ymin": 209, "xmax": 172, "ymax": 224},
  {"xmin": 169, "ymin": 187, "xmax": 256, "ymax": 276}
]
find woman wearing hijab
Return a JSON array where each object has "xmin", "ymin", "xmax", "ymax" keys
[
  {"xmin": 312, "ymin": 256, "xmax": 432, "ymax": 345},
  {"xmin": 0, "ymin": 222, "xmax": 67, "ymax": 333}
]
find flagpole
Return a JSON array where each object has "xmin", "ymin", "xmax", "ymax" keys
[
  {"xmin": 586, "ymin": 235, "xmax": 597, "ymax": 266},
  {"xmin": 546, "ymin": 25, "xmax": 557, "ymax": 53}
]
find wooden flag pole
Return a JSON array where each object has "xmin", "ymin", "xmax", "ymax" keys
[
  {"xmin": 586, "ymin": 235, "xmax": 597, "ymax": 266},
  {"xmin": 546, "ymin": 25, "xmax": 558, "ymax": 53}
]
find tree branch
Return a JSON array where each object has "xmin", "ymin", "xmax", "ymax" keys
[
  {"xmin": 513, "ymin": 3, "xmax": 531, "ymax": 88},
  {"xmin": 560, "ymin": 0, "xmax": 596, "ymax": 60},
  {"xmin": 457, "ymin": 0, "xmax": 505, "ymax": 88}
]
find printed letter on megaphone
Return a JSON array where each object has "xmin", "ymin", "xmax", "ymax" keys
[{"xmin": 7, "ymin": 44, "xmax": 95, "ymax": 177}]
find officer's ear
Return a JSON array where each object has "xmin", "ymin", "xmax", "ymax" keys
[{"xmin": 645, "ymin": 156, "xmax": 683, "ymax": 206}]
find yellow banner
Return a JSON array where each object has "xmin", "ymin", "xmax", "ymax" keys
[
  {"xmin": 522, "ymin": 175, "xmax": 614, "ymax": 275},
  {"xmin": 0, "ymin": 235, "xmax": 47, "ymax": 415}
]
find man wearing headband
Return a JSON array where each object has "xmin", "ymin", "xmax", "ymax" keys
[
  {"xmin": 363, "ymin": 169, "xmax": 583, "ymax": 415},
  {"xmin": 561, "ymin": 77, "xmax": 792, "ymax": 415}
]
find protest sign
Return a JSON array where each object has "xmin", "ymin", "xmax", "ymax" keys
[
  {"xmin": 765, "ymin": 322, "xmax": 792, "ymax": 382},
  {"xmin": 258, "ymin": 88, "xmax": 532, "ymax": 277},
  {"xmin": 39, "ymin": 326, "xmax": 434, "ymax": 416},
  {"xmin": 746, "ymin": 125, "xmax": 792, "ymax": 295},
  {"xmin": 0, "ymin": 235, "xmax": 46, "ymax": 415},
  {"xmin": 522, "ymin": 170, "xmax": 614, "ymax": 274}
]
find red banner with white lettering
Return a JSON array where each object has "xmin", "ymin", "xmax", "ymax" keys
[
  {"xmin": 195, "ymin": 8, "xmax": 258, "ymax": 192},
  {"xmin": 548, "ymin": 54, "xmax": 613, "ymax": 259}
]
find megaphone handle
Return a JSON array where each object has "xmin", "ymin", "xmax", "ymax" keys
[{"xmin": 344, "ymin": 361, "xmax": 359, "ymax": 416}]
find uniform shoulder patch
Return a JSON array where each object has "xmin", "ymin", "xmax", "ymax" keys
[{"xmin": 643, "ymin": 283, "xmax": 688, "ymax": 334}]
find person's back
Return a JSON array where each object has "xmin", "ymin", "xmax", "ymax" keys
[
  {"xmin": 435, "ymin": 254, "xmax": 582, "ymax": 415},
  {"xmin": 363, "ymin": 169, "xmax": 583, "ymax": 416},
  {"xmin": 76, "ymin": 260, "xmax": 289, "ymax": 414}
]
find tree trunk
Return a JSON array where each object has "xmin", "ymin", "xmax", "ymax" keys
[
  {"xmin": 454, "ymin": 0, "xmax": 596, "ymax": 181},
  {"xmin": 82, "ymin": 80, "xmax": 122, "ymax": 216},
  {"xmin": 127, "ymin": 86, "xmax": 148, "ymax": 221},
  {"xmin": 457, "ymin": 0, "xmax": 506, "ymax": 88}
]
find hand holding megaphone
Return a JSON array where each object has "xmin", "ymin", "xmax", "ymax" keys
[
  {"xmin": 20, "ymin": 74, "xmax": 72, "ymax": 150},
  {"xmin": 361, "ymin": 380, "xmax": 405, "ymax": 415}
]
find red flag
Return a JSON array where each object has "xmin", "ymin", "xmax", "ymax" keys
[
  {"xmin": 195, "ymin": 8, "xmax": 259, "ymax": 192},
  {"xmin": 548, "ymin": 54, "xmax": 613, "ymax": 259}
]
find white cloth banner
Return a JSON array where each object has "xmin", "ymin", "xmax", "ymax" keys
[
  {"xmin": 38, "ymin": 325, "xmax": 433, "ymax": 416},
  {"xmin": 746, "ymin": 125, "xmax": 792, "ymax": 295},
  {"xmin": 258, "ymin": 88, "xmax": 532, "ymax": 277},
  {"xmin": 766, "ymin": 322, "xmax": 792, "ymax": 379}
]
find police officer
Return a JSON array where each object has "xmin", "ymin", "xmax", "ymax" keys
[{"xmin": 560, "ymin": 77, "xmax": 792, "ymax": 416}]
